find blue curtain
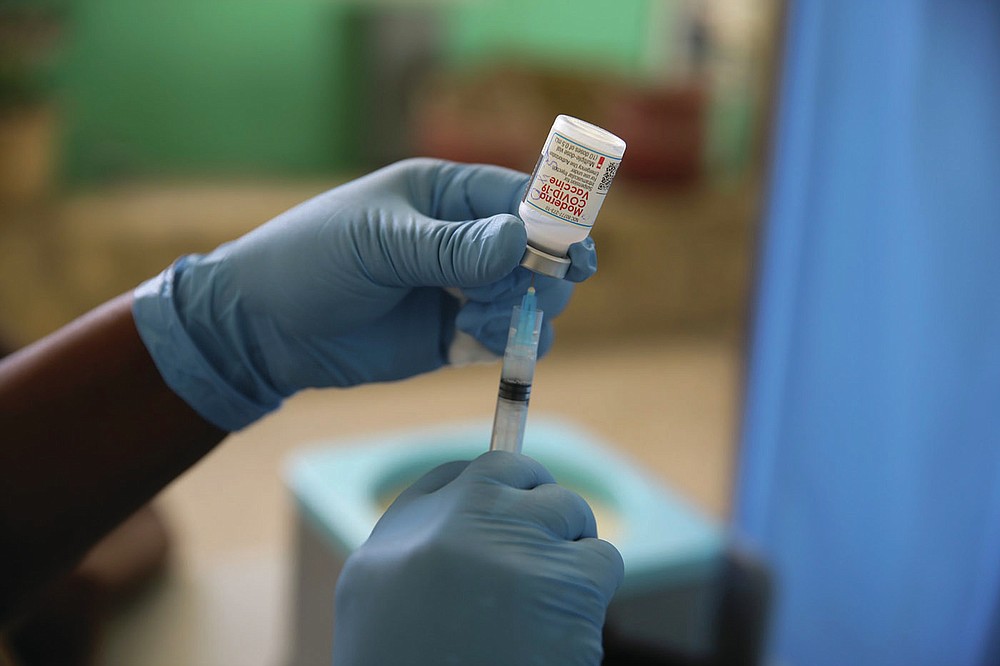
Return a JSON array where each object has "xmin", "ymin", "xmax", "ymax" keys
[{"xmin": 736, "ymin": 1, "xmax": 1000, "ymax": 665}]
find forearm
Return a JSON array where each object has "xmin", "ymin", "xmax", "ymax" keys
[{"xmin": 0, "ymin": 293, "xmax": 226, "ymax": 626}]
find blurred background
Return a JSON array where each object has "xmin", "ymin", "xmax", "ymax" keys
[{"xmin": 0, "ymin": 0, "xmax": 778, "ymax": 664}]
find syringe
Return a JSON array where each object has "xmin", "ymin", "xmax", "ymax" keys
[{"xmin": 489, "ymin": 287, "xmax": 544, "ymax": 454}]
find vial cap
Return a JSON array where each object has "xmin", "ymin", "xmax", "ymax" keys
[
  {"xmin": 520, "ymin": 245, "xmax": 571, "ymax": 279},
  {"xmin": 554, "ymin": 115, "xmax": 627, "ymax": 158}
]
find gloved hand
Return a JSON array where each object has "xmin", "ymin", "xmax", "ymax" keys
[
  {"xmin": 132, "ymin": 159, "xmax": 597, "ymax": 431},
  {"xmin": 333, "ymin": 451, "xmax": 624, "ymax": 666}
]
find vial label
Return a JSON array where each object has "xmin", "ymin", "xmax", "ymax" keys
[{"xmin": 522, "ymin": 132, "xmax": 621, "ymax": 228}]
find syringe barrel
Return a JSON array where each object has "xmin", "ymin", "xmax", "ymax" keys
[
  {"xmin": 490, "ymin": 394, "xmax": 530, "ymax": 453},
  {"xmin": 489, "ymin": 303, "xmax": 543, "ymax": 454}
]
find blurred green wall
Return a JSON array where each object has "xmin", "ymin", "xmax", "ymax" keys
[
  {"xmin": 444, "ymin": 0, "xmax": 655, "ymax": 73},
  {"xmin": 59, "ymin": 0, "xmax": 657, "ymax": 184},
  {"xmin": 60, "ymin": 0, "xmax": 356, "ymax": 183}
]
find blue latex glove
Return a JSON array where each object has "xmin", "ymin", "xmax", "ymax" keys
[
  {"xmin": 133, "ymin": 159, "xmax": 597, "ymax": 431},
  {"xmin": 333, "ymin": 451, "xmax": 624, "ymax": 666}
]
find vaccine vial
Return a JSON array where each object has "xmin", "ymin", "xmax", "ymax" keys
[{"xmin": 519, "ymin": 115, "xmax": 626, "ymax": 278}]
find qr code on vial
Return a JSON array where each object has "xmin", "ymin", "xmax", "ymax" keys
[{"xmin": 597, "ymin": 161, "xmax": 618, "ymax": 194}]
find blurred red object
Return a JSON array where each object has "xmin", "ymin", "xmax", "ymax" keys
[
  {"xmin": 607, "ymin": 85, "xmax": 707, "ymax": 185},
  {"xmin": 409, "ymin": 65, "xmax": 706, "ymax": 187},
  {"xmin": 409, "ymin": 68, "xmax": 551, "ymax": 171}
]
